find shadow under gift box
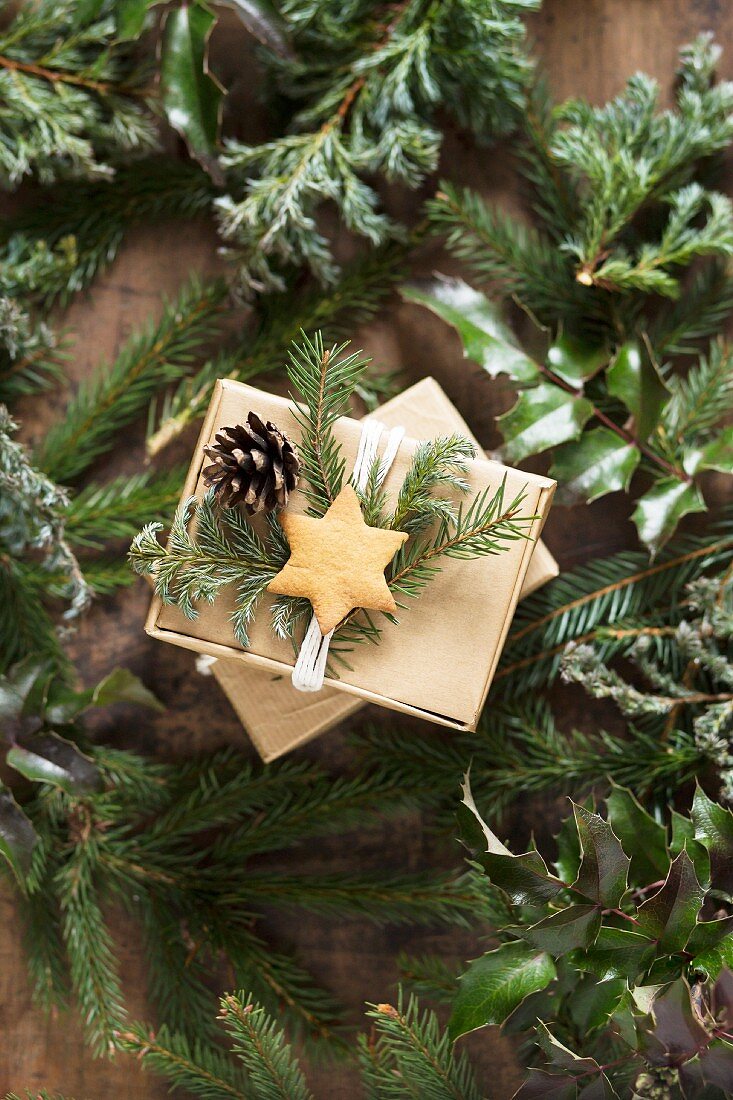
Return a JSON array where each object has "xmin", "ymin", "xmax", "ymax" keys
[{"xmin": 146, "ymin": 377, "xmax": 557, "ymax": 757}]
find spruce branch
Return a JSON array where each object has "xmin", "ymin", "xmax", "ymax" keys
[
  {"xmin": 146, "ymin": 241, "xmax": 408, "ymax": 459},
  {"xmin": 220, "ymin": 995, "xmax": 314, "ymax": 1100},
  {"xmin": 36, "ymin": 278, "xmax": 228, "ymax": 483},
  {"xmin": 65, "ymin": 467, "xmax": 185, "ymax": 550},
  {"xmin": 359, "ymin": 995, "xmax": 483, "ymax": 1100},
  {"xmin": 287, "ymin": 330, "xmax": 371, "ymax": 513}
]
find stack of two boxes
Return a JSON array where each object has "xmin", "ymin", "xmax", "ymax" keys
[{"xmin": 146, "ymin": 377, "xmax": 558, "ymax": 761}]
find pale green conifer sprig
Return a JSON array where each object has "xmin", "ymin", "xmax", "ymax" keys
[{"xmin": 0, "ymin": 0, "xmax": 158, "ymax": 188}]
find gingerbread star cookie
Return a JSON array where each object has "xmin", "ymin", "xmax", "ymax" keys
[{"xmin": 267, "ymin": 485, "xmax": 409, "ymax": 634}]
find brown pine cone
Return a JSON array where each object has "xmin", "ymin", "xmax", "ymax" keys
[{"xmin": 202, "ymin": 412, "xmax": 300, "ymax": 514}]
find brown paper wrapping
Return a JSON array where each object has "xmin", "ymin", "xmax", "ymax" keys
[{"xmin": 146, "ymin": 377, "xmax": 556, "ymax": 753}]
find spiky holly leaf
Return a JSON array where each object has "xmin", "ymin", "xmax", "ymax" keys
[
  {"xmin": 645, "ymin": 978, "xmax": 709, "ymax": 1067},
  {"xmin": 400, "ymin": 278, "xmax": 539, "ymax": 385},
  {"xmin": 160, "ymin": 3, "xmax": 224, "ymax": 182},
  {"xmin": 458, "ymin": 776, "xmax": 562, "ymax": 905},
  {"xmin": 550, "ymin": 428, "xmax": 639, "ymax": 505},
  {"xmin": 569, "ymin": 975, "xmax": 626, "ymax": 1034},
  {"xmin": 228, "ymin": 0, "xmax": 293, "ymax": 58},
  {"xmin": 575, "ymin": 926, "xmax": 656, "ymax": 982},
  {"xmin": 670, "ymin": 810, "xmax": 711, "ymax": 888},
  {"xmin": 606, "ymin": 341, "xmax": 669, "ymax": 441},
  {"xmin": 605, "ymin": 784, "xmax": 670, "ymax": 887},
  {"xmin": 449, "ymin": 942, "xmax": 556, "ymax": 1041},
  {"xmin": 691, "ymin": 784, "xmax": 733, "ymax": 892},
  {"xmin": 636, "ymin": 851, "xmax": 705, "ymax": 954},
  {"xmin": 688, "ymin": 917, "xmax": 733, "ymax": 978},
  {"xmin": 546, "ymin": 335, "xmax": 609, "ymax": 386},
  {"xmin": 632, "ymin": 478, "xmax": 706, "ymax": 558},
  {"xmin": 571, "ymin": 804, "xmax": 630, "ymax": 908},
  {"xmin": 0, "ymin": 785, "xmax": 38, "ymax": 883},
  {"xmin": 499, "ymin": 384, "xmax": 593, "ymax": 463},
  {"xmin": 513, "ymin": 1025, "xmax": 620, "ymax": 1099},
  {"xmin": 525, "ymin": 905, "xmax": 602, "ymax": 955},
  {"xmin": 7, "ymin": 733, "xmax": 102, "ymax": 796}
]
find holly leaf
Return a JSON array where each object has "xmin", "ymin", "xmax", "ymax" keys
[
  {"xmin": 550, "ymin": 429, "xmax": 639, "ymax": 505},
  {"xmin": 572, "ymin": 804, "xmax": 630, "ymax": 908},
  {"xmin": 160, "ymin": 2, "xmax": 225, "ymax": 182},
  {"xmin": 90, "ymin": 668, "xmax": 164, "ymax": 712},
  {"xmin": 458, "ymin": 774, "xmax": 562, "ymax": 904},
  {"xmin": 0, "ymin": 785, "xmax": 38, "ymax": 883},
  {"xmin": 646, "ymin": 978, "xmax": 709, "ymax": 1065},
  {"xmin": 681, "ymin": 1041, "xmax": 733, "ymax": 1092},
  {"xmin": 449, "ymin": 942, "xmax": 556, "ymax": 1040},
  {"xmin": 546, "ymin": 334, "xmax": 609, "ymax": 386},
  {"xmin": 115, "ymin": 0, "xmax": 157, "ymax": 38},
  {"xmin": 555, "ymin": 809, "xmax": 582, "ymax": 883},
  {"xmin": 513, "ymin": 1071, "xmax": 577, "ymax": 1099},
  {"xmin": 7, "ymin": 733, "xmax": 103, "ymax": 797},
  {"xmin": 512, "ymin": 1025, "xmax": 621, "ymax": 1099},
  {"xmin": 0, "ymin": 657, "xmax": 49, "ymax": 726},
  {"xmin": 499, "ymin": 384, "xmax": 594, "ymax": 463},
  {"xmin": 632, "ymin": 478, "xmax": 706, "ymax": 558},
  {"xmin": 687, "ymin": 915, "xmax": 733, "ymax": 954},
  {"xmin": 605, "ymin": 783, "xmax": 669, "ymax": 887},
  {"xmin": 576, "ymin": 926, "xmax": 656, "ymax": 981},
  {"xmin": 400, "ymin": 278, "xmax": 539, "ymax": 385},
  {"xmin": 570, "ymin": 975, "xmax": 626, "ymax": 1034},
  {"xmin": 670, "ymin": 810, "xmax": 711, "ymax": 889},
  {"xmin": 688, "ymin": 917, "xmax": 733, "ymax": 978},
  {"xmin": 691, "ymin": 784, "xmax": 733, "ymax": 892},
  {"xmin": 225, "ymin": 0, "xmax": 293, "ymax": 57},
  {"xmin": 636, "ymin": 851, "xmax": 705, "ymax": 954},
  {"xmin": 606, "ymin": 341, "xmax": 669, "ymax": 440},
  {"xmin": 526, "ymin": 905, "xmax": 602, "ymax": 955}
]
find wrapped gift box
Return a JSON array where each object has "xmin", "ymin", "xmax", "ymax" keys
[{"xmin": 146, "ymin": 376, "xmax": 556, "ymax": 754}]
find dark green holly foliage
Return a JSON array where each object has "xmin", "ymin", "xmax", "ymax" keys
[
  {"xmin": 192, "ymin": 0, "xmax": 540, "ymax": 294},
  {"xmin": 417, "ymin": 36, "xmax": 733, "ymax": 554},
  {"xmin": 355, "ymin": 518, "xmax": 733, "ymax": 819},
  {"xmin": 0, "ymin": 659, "xmax": 161, "ymax": 882},
  {"xmin": 0, "ymin": 673, "xmax": 488, "ymax": 1058},
  {"xmin": 116, "ymin": 990, "xmax": 485, "ymax": 1100},
  {"xmin": 451, "ymin": 778, "xmax": 733, "ymax": 1098},
  {"xmin": 0, "ymin": 0, "xmax": 157, "ymax": 187}
]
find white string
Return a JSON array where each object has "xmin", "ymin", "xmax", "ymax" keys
[{"xmin": 291, "ymin": 418, "xmax": 404, "ymax": 693}]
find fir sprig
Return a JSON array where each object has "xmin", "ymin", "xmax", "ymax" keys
[
  {"xmin": 2, "ymin": 721, "xmax": 483, "ymax": 1057},
  {"xmin": 146, "ymin": 241, "xmax": 409, "ymax": 459},
  {"xmin": 287, "ymin": 331, "xmax": 371, "ymax": 514},
  {"xmin": 117, "ymin": 991, "xmax": 486, "ymax": 1100},
  {"xmin": 35, "ymin": 278, "xmax": 228, "ymax": 483},
  {"xmin": 0, "ymin": 159, "xmax": 218, "ymax": 307}
]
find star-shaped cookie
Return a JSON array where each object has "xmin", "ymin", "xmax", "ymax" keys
[{"xmin": 267, "ymin": 485, "xmax": 409, "ymax": 635}]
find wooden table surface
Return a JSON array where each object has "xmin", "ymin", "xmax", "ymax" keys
[{"xmin": 2, "ymin": 2, "xmax": 732, "ymax": 1097}]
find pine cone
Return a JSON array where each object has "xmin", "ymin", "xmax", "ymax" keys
[{"xmin": 202, "ymin": 412, "xmax": 300, "ymax": 514}]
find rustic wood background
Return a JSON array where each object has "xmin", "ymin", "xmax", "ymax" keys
[{"xmin": 2, "ymin": 1, "xmax": 732, "ymax": 1096}]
